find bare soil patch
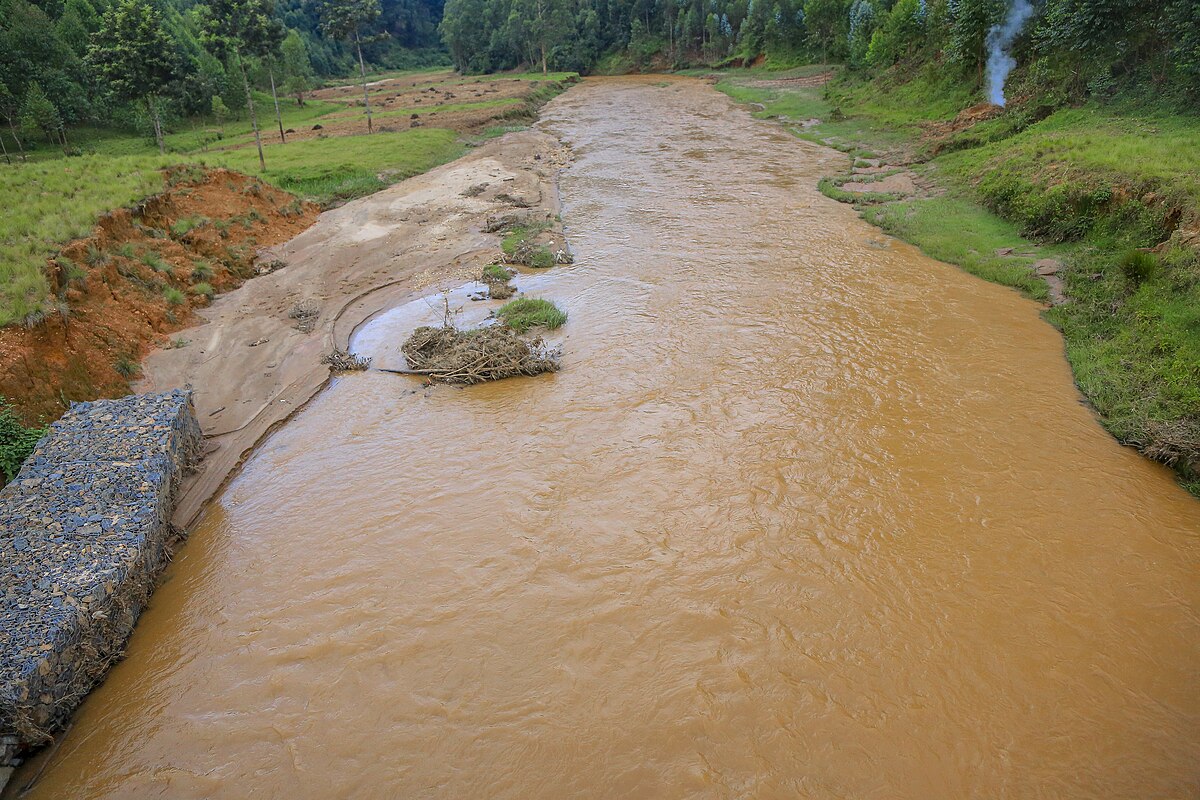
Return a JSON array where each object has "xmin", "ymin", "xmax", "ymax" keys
[{"xmin": 0, "ymin": 169, "xmax": 317, "ymax": 421}]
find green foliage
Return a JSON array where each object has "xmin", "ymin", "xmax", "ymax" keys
[
  {"xmin": 191, "ymin": 281, "xmax": 215, "ymax": 298},
  {"xmin": 113, "ymin": 354, "xmax": 140, "ymax": 378},
  {"xmin": 20, "ymin": 82, "xmax": 65, "ymax": 146},
  {"xmin": 481, "ymin": 262, "xmax": 510, "ymax": 281},
  {"xmin": 1119, "ymin": 250, "xmax": 1158, "ymax": 286},
  {"xmin": 191, "ymin": 259, "xmax": 215, "ymax": 281},
  {"xmin": 0, "ymin": 396, "xmax": 45, "ymax": 482},
  {"xmin": 163, "ymin": 285, "xmax": 185, "ymax": 304},
  {"xmin": 200, "ymin": 0, "xmax": 285, "ymax": 60},
  {"xmin": 280, "ymin": 29, "xmax": 314, "ymax": 104},
  {"xmin": 88, "ymin": 0, "xmax": 177, "ymax": 106},
  {"xmin": 211, "ymin": 95, "xmax": 231, "ymax": 128},
  {"xmin": 319, "ymin": 0, "xmax": 382, "ymax": 44},
  {"xmin": 496, "ymin": 297, "xmax": 566, "ymax": 331}
]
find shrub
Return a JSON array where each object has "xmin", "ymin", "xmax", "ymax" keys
[
  {"xmin": 114, "ymin": 355, "xmax": 139, "ymax": 378},
  {"xmin": 163, "ymin": 286, "xmax": 185, "ymax": 305},
  {"xmin": 191, "ymin": 260, "xmax": 214, "ymax": 282},
  {"xmin": 0, "ymin": 397, "xmax": 46, "ymax": 483},
  {"xmin": 496, "ymin": 297, "xmax": 567, "ymax": 332},
  {"xmin": 191, "ymin": 282, "xmax": 214, "ymax": 300},
  {"xmin": 84, "ymin": 244, "xmax": 109, "ymax": 267}
]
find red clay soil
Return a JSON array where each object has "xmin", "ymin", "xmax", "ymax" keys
[{"xmin": 0, "ymin": 168, "xmax": 318, "ymax": 422}]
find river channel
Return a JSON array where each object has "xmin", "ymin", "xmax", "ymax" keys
[{"xmin": 18, "ymin": 78, "xmax": 1200, "ymax": 799}]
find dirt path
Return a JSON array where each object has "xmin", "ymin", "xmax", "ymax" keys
[{"xmin": 137, "ymin": 130, "xmax": 569, "ymax": 527}]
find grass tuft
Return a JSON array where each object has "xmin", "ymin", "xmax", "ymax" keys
[{"xmin": 496, "ymin": 297, "xmax": 567, "ymax": 332}]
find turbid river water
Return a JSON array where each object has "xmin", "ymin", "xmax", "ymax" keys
[{"xmin": 16, "ymin": 79, "xmax": 1200, "ymax": 799}]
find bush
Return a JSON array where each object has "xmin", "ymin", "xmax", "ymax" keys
[
  {"xmin": 191, "ymin": 282, "xmax": 214, "ymax": 300},
  {"xmin": 496, "ymin": 297, "xmax": 567, "ymax": 332},
  {"xmin": 163, "ymin": 286, "xmax": 185, "ymax": 305},
  {"xmin": 0, "ymin": 397, "xmax": 46, "ymax": 482},
  {"xmin": 191, "ymin": 260, "xmax": 214, "ymax": 282},
  {"xmin": 114, "ymin": 355, "xmax": 140, "ymax": 378}
]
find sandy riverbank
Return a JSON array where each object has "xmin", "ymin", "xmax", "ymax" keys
[{"xmin": 136, "ymin": 129, "xmax": 570, "ymax": 528}]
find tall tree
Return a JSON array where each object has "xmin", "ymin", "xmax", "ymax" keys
[
  {"xmin": 201, "ymin": 0, "xmax": 284, "ymax": 169},
  {"xmin": 320, "ymin": 0, "xmax": 385, "ymax": 133},
  {"xmin": 20, "ymin": 82, "xmax": 67, "ymax": 150},
  {"xmin": 88, "ymin": 0, "xmax": 179, "ymax": 154},
  {"xmin": 280, "ymin": 28, "xmax": 313, "ymax": 106},
  {"xmin": 510, "ymin": 0, "xmax": 570, "ymax": 74}
]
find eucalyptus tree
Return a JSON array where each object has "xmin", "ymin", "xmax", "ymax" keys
[
  {"xmin": 88, "ymin": 0, "xmax": 178, "ymax": 154},
  {"xmin": 200, "ymin": 0, "xmax": 284, "ymax": 169},
  {"xmin": 319, "ymin": 0, "xmax": 385, "ymax": 133}
]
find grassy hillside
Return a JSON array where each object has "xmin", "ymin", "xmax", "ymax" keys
[
  {"xmin": 0, "ymin": 69, "xmax": 577, "ymax": 329},
  {"xmin": 715, "ymin": 66, "xmax": 1200, "ymax": 494}
]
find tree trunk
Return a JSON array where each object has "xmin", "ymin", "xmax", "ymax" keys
[
  {"xmin": 7, "ymin": 120, "xmax": 24, "ymax": 158},
  {"xmin": 356, "ymin": 32, "xmax": 374, "ymax": 134},
  {"xmin": 269, "ymin": 70, "xmax": 286, "ymax": 143},
  {"xmin": 147, "ymin": 96, "xmax": 165, "ymax": 155},
  {"xmin": 236, "ymin": 51, "xmax": 267, "ymax": 171},
  {"xmin": 0, "ymin": 133, "xmax": 10, "ymax": 165},
  {"xmin": 541, "ymin": 43, "xmax": 548, "ymax": 75}
]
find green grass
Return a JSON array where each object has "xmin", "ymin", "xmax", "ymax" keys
[
  {"xmin": 718, "ymin": 82, "xmax": 832, "ymax": 121},
  {"xmin": 1050, "ymin": 243, "xmax": 1200, "ymax": 480},
  {"xmin": 861, "ymin": 197, "xmax": 1049, "ymax": 299},
  {"xmin": 348, "ymin": 97, "xmax": 522, "ymax": 122},
  {"xmin": 204, "ymin": 128, "xmax": 466, "ymax": 204},
  {"xmin": 1, "ymin": 94, "xmax": 345, "ymax": 161},
  {"xmin": 0, "ymin": 154, "xmax": 170, "ymax": 326},
  {"xmin": 715, "ymin": 63, "xmax": 1200, "ymax": 492},
  {"xmin": 936, "ymin": 107, "xmax": 1200, "ymax": 244},
  {"xmin": 482, "ymin": 263, "xmax": 511, "ymax": 281},
  {"xmin": 496, "ymin": 297, "xmax": 567, "ymax": 332}
]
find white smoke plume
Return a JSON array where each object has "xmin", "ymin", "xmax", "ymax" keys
[{"xmin": 985, "ymin": 0, "xmax": 1035, "ymax": 107}]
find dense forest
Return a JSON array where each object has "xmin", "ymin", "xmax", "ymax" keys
[
  {"xmin": 0, "ymin": 0, "xmax": 446, "ymax": 154},
  {"xmin": 441, "ymin": 0, "xmax": 1200, "ymax": 102},
  {"xmin": 3, "ymin": 0, "xmax": 1196, "ymax": 157}
]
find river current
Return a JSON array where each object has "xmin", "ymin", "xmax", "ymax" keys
[{"xmin": 18, "ymin": 78, "xmax": 1200, "ymax": 799}]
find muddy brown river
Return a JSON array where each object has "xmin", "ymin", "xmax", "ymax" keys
[{"xmin": 16, "ymin": 79, "xmax": 1200, "ymax": 798}]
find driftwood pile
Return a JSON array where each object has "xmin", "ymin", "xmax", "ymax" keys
[
  {"xmin": 394, "ymin": 325, "xmax": 559, "ymax": 384},
  {"xmin": 322, "ymin": 348, "xmax": 371, "ymax": 372}
]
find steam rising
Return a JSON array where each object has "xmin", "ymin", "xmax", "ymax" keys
[{"xmin": 985, "ymin": 0, "xmax": 1035, "ymax": 107}]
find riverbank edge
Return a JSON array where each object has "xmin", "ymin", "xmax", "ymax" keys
[
  {"xmin": 2, "ymin": 118, "xmax": 574, "ymax": 799},
  {"xmin": 0, "ymin": 391, "xmax": 201, "ymax": 777},
  {"xmin": 713, "ymin": 75, "xmax": 1199, "ymax": 497}
]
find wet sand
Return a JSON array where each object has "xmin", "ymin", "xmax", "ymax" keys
[{"xmin": 136, "ymin": 130, "xmax": 570, "ymax": 527}]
